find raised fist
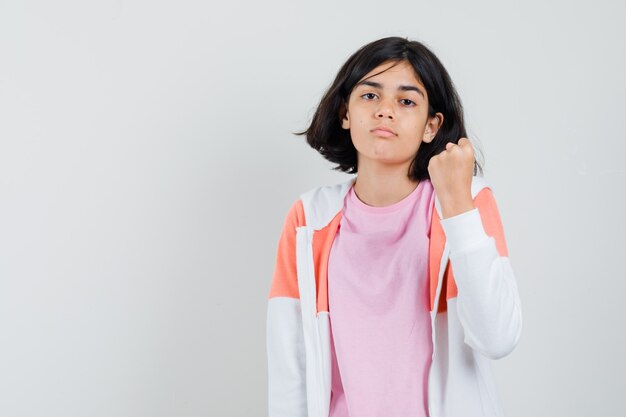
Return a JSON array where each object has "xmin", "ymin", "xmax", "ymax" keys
[{"xmin": 427, "ymin": 137, "xmax": 475, "ymax": 219}]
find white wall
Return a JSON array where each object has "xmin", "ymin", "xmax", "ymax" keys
[{"xmin": 1, "ymin": 0, "xmax": 624, "ymax": 416}]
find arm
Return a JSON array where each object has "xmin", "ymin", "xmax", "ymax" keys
[
  {"xmin": 266, "ymin": 200, "xmax": 308, "ymax": 417},
  {"xmin": 440, "ymin": 188, "xmax": 523, "ymax": 359}
]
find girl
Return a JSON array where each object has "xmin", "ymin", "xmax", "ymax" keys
[{"xmin": 266, "ymin": 37, "xmax": 522, "ymax": 417}]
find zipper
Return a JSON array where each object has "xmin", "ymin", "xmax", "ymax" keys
[{"xmin": 426, "ymin": 245, "xmax": 449, "ymax": 417}]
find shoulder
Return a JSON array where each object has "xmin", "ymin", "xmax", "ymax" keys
[
  {"xmin": 464, "ymin": 176, "xmax": 510, "ymax": 256},
  {"xmin": 282, "ymin": 199, "xmax": 307, "ymax": 229},
  {"xmin": 470, "ymin": 175, "xmax": 490, "ymax": 198}
]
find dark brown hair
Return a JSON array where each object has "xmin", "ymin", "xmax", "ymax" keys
[{"xmin": 296, "ymin": 36, "xmax": 481, "ymax": 180}]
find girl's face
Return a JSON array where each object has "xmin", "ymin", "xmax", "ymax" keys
[{"xmin": 341, "ymin": 60, "xmax": 443, "ymax": 172}]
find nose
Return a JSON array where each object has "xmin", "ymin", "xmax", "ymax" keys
[{"xmin": 375, "ymin": 99, "xmax": 394, "ymax": 120}]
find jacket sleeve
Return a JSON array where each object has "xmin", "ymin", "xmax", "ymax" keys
[
  {"xmin": 439, "ymin": 188, "xmax": 522, "ymax": 360},
  {"xmin": 266, "ymin": 200, "xmax": 308, "ymax": 417}
]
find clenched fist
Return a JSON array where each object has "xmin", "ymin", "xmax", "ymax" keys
[{"xmin": 427, "ymin": 137, "xmax": 476, "ymax": 219}]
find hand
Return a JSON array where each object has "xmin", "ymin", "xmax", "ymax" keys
[{"xmin": 427, "ymin": 137, "xmax": 475, "ymax": 219}]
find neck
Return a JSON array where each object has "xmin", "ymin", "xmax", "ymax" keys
[{"xmin": 352, "ymin": 159, "xmax": 419, "ymax": 207}]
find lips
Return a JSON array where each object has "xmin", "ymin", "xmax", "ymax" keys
[{"xmin": 370, "ymin": 125, "xmax": 397, "ymax": 137}]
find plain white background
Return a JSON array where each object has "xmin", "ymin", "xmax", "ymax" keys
[{"xmin": 1, "ymin": 0, "xmax": 625, "ymax": 415}]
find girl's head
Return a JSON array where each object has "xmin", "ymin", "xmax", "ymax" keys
[{"xmin": 298, "ymin": 36, "xmax": 480, "ymax": 180}]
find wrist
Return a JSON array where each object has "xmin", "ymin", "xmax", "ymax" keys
[{"xmin": 439, "ymin": 196, "xmax": 475, "ymax": 219}]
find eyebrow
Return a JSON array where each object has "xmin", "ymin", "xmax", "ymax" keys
[{"xmin": 355, "ymin": 80, "xmax": 425, "ymax": 98}]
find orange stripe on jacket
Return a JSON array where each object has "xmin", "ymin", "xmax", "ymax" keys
[
  {"xmin": 429, "ymin": 187, "xmax": 510, "ymax": 312},
  {"xmin": 267, "ymin": 197, "xmax": 341, "ymax": 314},
  {"xmin": 312, "ymin": 211, "xmax": 342, "ymax": 314},
  {"xmin": 268, "ymin": 199, "xmax": 306, "ymax": 299}
]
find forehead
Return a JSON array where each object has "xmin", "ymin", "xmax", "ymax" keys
[{"xmin": 357, "ymin": 60, "xmax": 424, "ymax": 87}]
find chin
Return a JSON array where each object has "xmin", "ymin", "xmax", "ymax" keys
[{"xmin": 354, "ymin": 143, "xmax": 416, "ymax": 166}]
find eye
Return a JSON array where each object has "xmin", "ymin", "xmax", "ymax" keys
[
  {"xmin": 361, "ymin": 93, "xmax": 378, "ymax": 100},
  {"xmin": 400, "ymin": 99, "xmax": 416, "ymax": 106}
]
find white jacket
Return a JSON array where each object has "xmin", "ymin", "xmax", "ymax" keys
[{"xmin": 267, "ymin": 176, "xmax": 522, "ymax": 417}]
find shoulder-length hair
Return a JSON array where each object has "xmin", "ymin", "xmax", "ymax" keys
[{"xmin": 296, "ymin": 36, "xmax": 481, "ymax": 180}]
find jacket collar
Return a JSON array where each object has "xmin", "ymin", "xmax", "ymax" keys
[
  {"xmin": 299, "ymin": 175, "xmax": 489, "ymax": 230},
  {"xmin": 299, "ymin": 177, "xmax": 356, "ymax": 230}
]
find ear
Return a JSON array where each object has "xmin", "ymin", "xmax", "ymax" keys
[
  {"xmin": 422, "ymin": 112, "xmax": 444, "ymax": 143},
  {"xmin": 341, "ymin": 109, "xmax": 350, "ymax": 130}
]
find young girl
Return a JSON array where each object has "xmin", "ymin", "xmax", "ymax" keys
[{"xmin": 266, "ymin": 37, "xmax": 522, "ymax": 417}]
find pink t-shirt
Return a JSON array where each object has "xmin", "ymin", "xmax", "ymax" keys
[{"xmin": 328, "ymin": 179, "xmax": 435, "ymax": 417}]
